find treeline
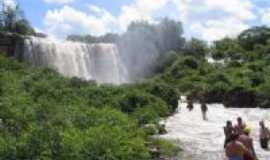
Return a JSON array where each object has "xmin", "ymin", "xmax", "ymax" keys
[
  {"xmin": 156, "ymin": 26, "xmax": 270, "ymax": 108},
  {"xmin": 0, "ymin": 55, "xmax": 180, "ymax": 159}
]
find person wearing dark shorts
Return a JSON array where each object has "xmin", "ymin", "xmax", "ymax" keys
[
  {"xmin": 201, "ymin": 102, "xmax": 208, "ymax": 120},
  {"xmin": 186, "ymin": 100, "xmax": 194, "ymax": 111},
  {"xmin": 224, "ymin": 120, "xmax": 235, "ymax": 148},
  {"xmin": 259, "ymin": 121, "xmax": 270, "ymax": 150}
]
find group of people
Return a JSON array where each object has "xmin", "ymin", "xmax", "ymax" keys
[
  {"xmin": 224, "ymin": 117, "xmax": 270, "ymax": 160},
  {"xmin": 186, "ymin": 100, "xmax": 208, "ymax": 120}
]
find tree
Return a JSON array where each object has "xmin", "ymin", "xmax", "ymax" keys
[
  {"xmin": 15, "ymin": 19, "xmax": 35, "ymax": 35},
  {"xmin": 155, "ymin": 18, "xmax": 185, "ymax": 53},
  {"xmin": 184, "ymin": 38, "xmax": 208, "ymax": 57},
  {"xmin": 99, "ymin": 33, "xmax": 120, "ymax": 43},
  {"xmin": 2, "ymin": 4, "xmax": 23, "ymax": 32},
  {"xmin": 0, "ymin": 2, "xmax": 34, "ymax": 35},
  {"xmin": 211, "ymin": 37, "xmax": 243, "ymax": 60},
  {"xmin": 66, "ymin": 34, "xmax": 98, "ymax": 43},
  {"xmin": 66, "ymin": 33, "xmax": 119, "ymax": 44},
  {"xmin": 238, "ymin": 26, "xmax": 270, "ymax": 51}
]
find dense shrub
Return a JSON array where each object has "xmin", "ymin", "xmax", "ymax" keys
[
  {"xmin": 0, "ymin": 55, "xmax": 179, "ymax": 160},
  {"xmin": 256, "ymin": 81, "xmax": 270, "ymax": 108},
  {"xmin": 141, "ymin": 82, "xmax": 179, "ymax": 113},
  {"xmin": 223, "ymin": 87, "xmax": 257, "ymax": 108},
  {"xmin": 204, "ymin": 82, "xmax": 229, "ymax": 103},
  {"xmin": 182, "ymin": 56, "xmax": 199, "ymax": 69}
]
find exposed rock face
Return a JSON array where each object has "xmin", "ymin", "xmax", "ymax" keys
[{"xmin": 0, "ymin": 32, "xmax": 24, "ymax": 57}]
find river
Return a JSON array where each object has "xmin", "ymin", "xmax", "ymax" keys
[{"xmin": 161, "ymin": 102, "xmax": 270, "ymax": 160}]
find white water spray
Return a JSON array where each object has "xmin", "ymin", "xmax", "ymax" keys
[
  {"xmin": 20, "ymin": 37, "xmax": 128, "ymax": 84},
  {"xmin": 161, "ymin": 102, "xmax": 270, "ymax": 160}
]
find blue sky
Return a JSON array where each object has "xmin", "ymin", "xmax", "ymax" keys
[{"xmin": 5, "ymin": 0, "xmax": 270, "ymax": 41}]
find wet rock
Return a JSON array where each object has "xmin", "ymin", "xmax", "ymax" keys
[{"xmin": 158, "ymin": 123, "xmax": 168, "ymax": 135}]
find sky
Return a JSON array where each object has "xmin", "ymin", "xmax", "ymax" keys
[{"xmin": 4, "ymin": 0, "xmax": 270, "ymax": 41}]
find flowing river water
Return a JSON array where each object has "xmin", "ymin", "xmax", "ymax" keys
[{"xmin": 161, "ymin": 102, "xmax": 270, "ymax": 160}]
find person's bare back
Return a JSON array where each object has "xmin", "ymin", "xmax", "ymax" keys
[
  {"xmin": 239, "ymin": 134, "xmax": 252, "ymax": 150},
  {"xmin": 226, "ymin": 141, "xmax": 246, "ymax": 158},
  {"xmin": 238, "ymin": 130, "xmax": 257, "ymax": 160}
]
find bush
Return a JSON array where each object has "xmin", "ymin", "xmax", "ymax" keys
[
  {"xmin": 256, "ymin": 81, "xmax": 270, "ymax": 108},
  {"xmin": 182, "ymin": 56, "xmax": 199, "ymax": 69},
  {"xmin": 204, "ymin": 82, "xmax": 229, "ymax": 103},
  {"xmin": 224, "ymin": 87, "xmax": 256, "ymax": 108},
  {"xmin": 149, "ymin": 138, "xmax": 181, "ymax": 159},
  {"xmin": 0, "ymin": 55, "xmax": 179, "ymax": 160},
  {"xmin": 63, "ymin": 126, "xmax": 150, "ymax": 160},
  {"xmin": 141, "ymin": 82, "xmax": 179, "ymax": 113}
]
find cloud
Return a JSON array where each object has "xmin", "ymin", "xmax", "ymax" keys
[
  {"xmin": 261, "ymin": 8, "xmax": 270, "ymax": 25},
  {"xmin": 204, "ymin": 0, "xmax": 255, "ymax": 21},
  {"xmin": 2, "ymin": 0, "xmax": 16, "ymax": 8},
  {"xmin": 43, "ymin": 0, "xmax": 256, "ymax": 41},
  {"xmin": 43, "ymin": 0, "xmax": 74, "ymax": 5},
  {"xmin": 172, "ymin": 0, "xmax": 255, "ymax": 41},
  {"xmin": 44, "ymin": 0, "xmax": 168, "ymax": 37},
  {"xmin": 190, "ymin": 18, "xmax": 249, "ymax": 41},
  {"xmin": 118, "ymin": 0, "xmax": 168, "ymax": 31},
  {"xmin": 44, "ymin": 6, "xmax": 116, "ymax": 37}
]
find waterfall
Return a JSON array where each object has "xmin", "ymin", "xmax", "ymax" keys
[{"xmin": 20, "ymin": 37, "xmax": 128, "ymax": 84}]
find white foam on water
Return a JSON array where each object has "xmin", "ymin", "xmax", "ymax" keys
[{"xmin": 161, "ymin": 102, "xmax": 270, "ymax": 160}]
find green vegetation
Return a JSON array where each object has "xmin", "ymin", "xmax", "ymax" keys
[
  {"xmin": 0, "ymin": 2, "xmax": 35, "ymax": 35},
  {"xmin": 156, "ymin": 26, "xmax": 270, "ymax": 108},
  {"xmin": 150, "ymin": 138, "xmax": 181, "ymax": 158},
  {"xmin": 2, "ymin": 2, "xmax": 270, "ymax": 159},
  {"xmin": 0, "ymin": 55, "xmax": 180, "ymax": 159}
]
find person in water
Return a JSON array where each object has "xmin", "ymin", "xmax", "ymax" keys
[
  {"xmin": 259, "ymin": 120, "xmax": 270, "ymax": 150},
  {"xmin": 186, "ymin": 100, "xmax": 194, "ymax": 111},
  {"xmin": 238, "ymin": 127, "xmax": 257, "ymax": 160},
  {"xmin": 225, "ymin": 133, "xmax": 247, "ymax": 160},
  {"xmin": 200, "ymin": 102, "xmax": 208, "ymax": 120},
  {"xmin": 224, "ymin": 120, "xmax": 235, "ymax": 148},
  {"xmin": 235, "ymin": 117, "xmax": 246, "ymax": 135}
]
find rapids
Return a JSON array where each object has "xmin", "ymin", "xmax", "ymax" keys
[
  {"xmin": 161, "ymin": 102, "xmax": 270, "ymax": 160},
  {"xmin": 19, "ymin": 37, "xmax": 128, "ymax": 84}
]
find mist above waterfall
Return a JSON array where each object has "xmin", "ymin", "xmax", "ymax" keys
[
  {"xmin": 117, "ymin": 19, "xmax": 184, "ymax": 80},
  {"xmin": 67, "ymin": 18, "xmax": 185, "ymax": 82},
  {"xmin": 18, "ymin": 18, "xmax": 184, "ymax": 84}
]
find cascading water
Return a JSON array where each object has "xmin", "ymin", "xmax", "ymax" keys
[
  {"xmin": 19, "ymin": 37, "xmax": 128, "ymax": 84},
  {"xmin": 161, "ymin": 102, "xmax": 270, "ymax": 160}
]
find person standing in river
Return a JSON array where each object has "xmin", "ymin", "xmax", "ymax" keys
[
  {"xmin": 224, "ymin": 120, "xmax": 235, "ymax": 148},
  {"xmin": 235, "ymin": 117, "xmax": 246, "ymax": 135},
  {"xmin": 225, "ymin": 133, "xmax": 247, "ymax": 160},
  {"xmin": 200, "ymin": 102, "xmax": 208, "ymax": 120},
  {"xmin": 238, "ymin": 127, "xmax": 257, "ymax": 160},
  {"xmin": 186, "ymin": 99, "xmax": 194, "ymax": 111},
  {"xmin": 259, "ymin": 120, "xmax": 270, "ymax": 150}
]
